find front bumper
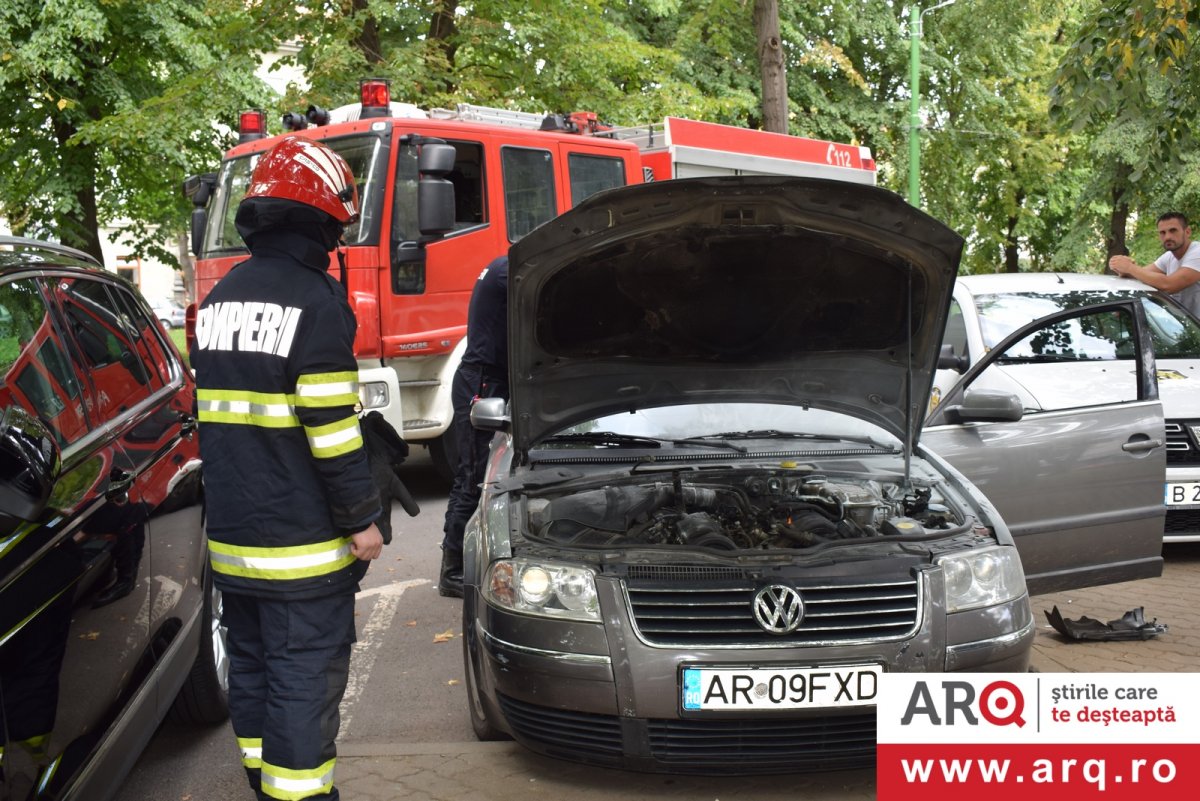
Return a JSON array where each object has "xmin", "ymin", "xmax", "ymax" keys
[
  {"xmin": 466, "ymin": 568, "xmax": 1033, "ymax": 774},
  {"xmin": 1164, "ymin": 464, "xmax": 1200, "ymax": 543}
]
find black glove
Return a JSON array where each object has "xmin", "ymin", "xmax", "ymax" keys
[{"xmin": 361, "ymin": 411, "xmax": 420, "ymax": 545}]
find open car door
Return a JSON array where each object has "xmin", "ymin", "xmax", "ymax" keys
[{"xmin": 922, "ymin": 300, "xmax": 1164, "ymax": 595}]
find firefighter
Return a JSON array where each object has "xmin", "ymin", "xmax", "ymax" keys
[
  {"xmin": 439, "ymin": 254, "xmax": 508, "ymax": 597},
  {"xmin": 191, "ymin": 136, "xmax": 383, "ymax": 801}
]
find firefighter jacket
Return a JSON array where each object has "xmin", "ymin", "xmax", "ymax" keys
[{"xmin": 192, "ymin": 230, "xmax": 381, "ymax": 599}]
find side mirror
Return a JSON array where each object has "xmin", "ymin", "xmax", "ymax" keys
[
  {"xmin": 417, "ymin": 143, "xmax": 456, "ymax": 237},
  {"xmin": 937, "ymin": 344, "xmax": 969, "ymax": 372},
  {"xmin": 183, "ymin": 173, "xmax": 217, "ymax": 256},
  {"xmin": 470, "ymin": 397, "xmax": 510, "ymax": 433},
  {"xmin": 418, "ymin": 143, "xmax": 456, "ymax": 175},
  {"xmin": 944, "ymin": 388, "xmax": 1024, "ymax": 423},
  {"xmin": 190, "ymin": 207, "xmax": 208, "ymax": 257},
  {"xmin": 0, "ymin": 407, "xmax": 61, "ymax": 526},
  {"xmin": 182, "ymin": 173, "xmax": 217, "ymax": 207}
]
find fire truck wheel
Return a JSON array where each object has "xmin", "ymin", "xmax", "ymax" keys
[{"xmin": 428, "ymin": 429, "xmax": 458, "ymax": 486}]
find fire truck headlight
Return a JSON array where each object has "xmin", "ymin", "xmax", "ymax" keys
[{"xmin": 358, "ymin": 381, "xmax": 389, "ymax": 410}]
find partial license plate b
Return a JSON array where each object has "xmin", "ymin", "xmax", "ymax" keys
[
  {"xmin": 681, "ymin": 665, "xmax": 880, "ymax": 711},
  {"xmin": 1165, "ymin": 482, "xmax": 1200, "ymax": 506}
]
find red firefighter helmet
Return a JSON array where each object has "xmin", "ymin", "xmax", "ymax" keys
[{"xmin": 242, "ymin": 136, "xmax": 360, "ymax": 224}]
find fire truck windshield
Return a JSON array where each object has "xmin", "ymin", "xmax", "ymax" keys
[{"xmin": 201, "ymin": 133, "xmax": 390, "ymax": 255}]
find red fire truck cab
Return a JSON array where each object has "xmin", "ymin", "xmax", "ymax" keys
[{"xmin": 185, "ymin": 80, "xmax": 877, "ymax": 480}]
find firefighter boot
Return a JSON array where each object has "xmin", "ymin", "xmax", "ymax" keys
[{"xmin": 438, "ymin": 549, "xmax": 464, "ymax": 598}]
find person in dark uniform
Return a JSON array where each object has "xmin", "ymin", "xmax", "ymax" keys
[
  {"xmin": 439, "ymin": 255, "xmax": 508, "ymax": 597},
  {"xmin": 191, "ymin": 136, "xmax": 383, "ymax": 801}
]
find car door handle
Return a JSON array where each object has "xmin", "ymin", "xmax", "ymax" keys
[
  {"xmin": 179, "ymin": 412, "xmax": 198, "ymax": 438},
  {"xmin": 106, "ymin": 467, "xmax": 135, "ymax": 501},
  {"xmin": 1121, "ymin": 437, "xmax": 1163, "ymax": 453}
]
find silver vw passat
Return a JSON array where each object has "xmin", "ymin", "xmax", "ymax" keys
[{"xmin": 460, "ymin": 177, "xmax": 1165, "ymax": 774}]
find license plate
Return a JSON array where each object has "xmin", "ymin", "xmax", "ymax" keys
[
  {"xmin": 1165, "ymin": 482, "xmax": 1200, "ymax": 506},
  {"xmin": 681, "ymin": 664, "xmax": 881, "ymax": 711}
]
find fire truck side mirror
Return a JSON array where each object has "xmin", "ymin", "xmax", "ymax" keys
[
  {"xmin": 418, "ymin": 143, "xmax": 456, "ymax": 175},
  {"xmin": 190, "ymin": 208, "xmax": 209, "ymax": 256},
  {"xmin": 417, "ymin": 144, "xmax": 456, "ymax": 237},
  {"xmin": 183, "ymin": 173, "xmax": 218, "ymax": 256},
  {"xmin": 182, "ymin": 173, "xmax": 217, "ymax": 207}
]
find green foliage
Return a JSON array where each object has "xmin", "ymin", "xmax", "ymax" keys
[
  {"xmin": 1050, "ymin": 0, "xmax": 1200, "ymax": 258},
  {"xmin": 1, "ymin": 0, "xmax": 1197, "ymax": 279},
  {"xmin": 0, "ymin": 0, "xmax": 286, "ymax": 263}
]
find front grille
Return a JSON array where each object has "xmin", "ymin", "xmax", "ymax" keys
[
  {"xmin": 626, "ymin": 573, "xmax": 920, "ymax": 646},
  {"xmin": 1166, "ymin": 508, "xmax": 1200, "ymax": 534},
  {"xmin": 1166, "ymin": 421, "xmax": 1200, "ymax": 465},
  {"xmin": 497, "ymin": 693, "xmax": 877, "ymax": 772},
  {"xmin": 497, "ymin": 693, "xmax": 623, "ymax": 756},
  {"xmin": 647, "ymin": 713, "xmax": 876, "ymax": 770}
]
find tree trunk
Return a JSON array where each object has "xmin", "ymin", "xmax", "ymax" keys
[
  {"xmin": 351, "ymin": 0, "xmax": 383, "ymax": 66},
  {"xmin": 1106, "ymin": 163, "xmax": 1133, "ymax": 265},
  {"xmin": 176, "ymin": 234, "xmax": 195, "ymax": 302},
  {"xmin": 428, "ymin": 0, "xmax": 460, "ymax": 94},
  {"xmin": 753, "ymin": 0, "xmax": 788, "ymax": 133},
  {"xmin": 52, "ymin": 115, "xmax": 103, "ymax": 265},
  {"xmin": 1002, "ymin": 189, "xmax": 1025, "ymax": 273}
]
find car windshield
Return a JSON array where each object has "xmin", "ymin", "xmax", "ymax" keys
[
  {"xmin": 542, "ymin": 403, "xmax": 902, "ymax": 451},
  {"xmin": 974, "ymin": 289, "xmax": 1200, "ymax": 358},
  {"xmin": 201, "ymin": 133, "xmax": 390, "ymax": 255}
]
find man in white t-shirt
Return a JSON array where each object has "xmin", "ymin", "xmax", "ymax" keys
[{"xmin": 1109, "ymin": 211, "xmax": 1200, "ymax": 318}]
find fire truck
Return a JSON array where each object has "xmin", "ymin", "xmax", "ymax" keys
[{"xmin": 183, "ymin": 79, "xmax": 877, "ymax": 480}]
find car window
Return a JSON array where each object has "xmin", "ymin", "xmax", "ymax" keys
[
  {"xmin": 110, "ymin": 283, "xmax": 178, "ymax": 386},
  {"xmin": 0, "ymin": 278, "xmax": 91, "ymax": 446},
  {"xmin": 972, "ymin": 288, "xmax": 1140, "ymax": 350},
  {"xmin": 568, "ymin": 153, "xmax": 625, "ymax": 207},
  {"xmin": 942, "ymin": 298, "xmax": 968, "ymax": 360},
  {"xmin": 969, "ymin": 307, "xmax": 1140, "ymax": 413},
  {"xmin": 1141, "ymin": 296, "xmax": 1200, "ymax": 358},
  {"xmin": 502, "ymin": 146, "xmax": 556, "ymax": 242},
  {"xmin": 49, "ymin": 277, "xmax": 164, "ymax": 425}
]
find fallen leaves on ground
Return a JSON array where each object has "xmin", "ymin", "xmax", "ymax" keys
[{"xmin": 433, "ymin": 628, "xmax": 456, "ymax": 643}]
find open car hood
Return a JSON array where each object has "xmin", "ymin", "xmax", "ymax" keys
[{"xmin": 506, "ymin": 176, "xmax": 964, "ymax": 457}]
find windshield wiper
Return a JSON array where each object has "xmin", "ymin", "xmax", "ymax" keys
[
  {"xmin": 693, "ymin": 430, "xmax": 841, "ymax": 441},
  {"xmin": 689, "ymin": 430, "xmax": 891, "ymax": 450},
  {"xmin": 667, "ymin": 438, "xmax": 748, "ymax": 453},
  {"xmin": 541, "ymin": 431, "xmax": 663, "ymax": 448}
]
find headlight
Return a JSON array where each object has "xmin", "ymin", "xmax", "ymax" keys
[
  {"xmin": 358, "ymin": 381, "xmax": 389, "ymax": 410},
  {"xmin": 937, "ymin": 545, "xmax": 1027, "ymax": 612},
  {"xmin": 484, "ymin": 558, "xmax": 600, "ymax": 622}
]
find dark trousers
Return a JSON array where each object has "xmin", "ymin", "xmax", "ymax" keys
[
  {"xmin": 441, "ymin": 362, "xmax": 506, "ymax": 555},
  {"xmin": 224, "ymin": 592, "xmax": 356, "ymax": 801}
]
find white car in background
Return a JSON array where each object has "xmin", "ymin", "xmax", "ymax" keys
[
  {"xmin": 932, "ymin": 272, "xmax": 1200, "ymax": 543},
  {"xmin": 148, "ymin": 296, "xmax": 186, "ymax": 329}
]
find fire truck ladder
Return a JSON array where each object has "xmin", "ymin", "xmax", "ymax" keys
[{"xmin": 428, "ymin": 103, "xmax": 548, "ymax": 130}]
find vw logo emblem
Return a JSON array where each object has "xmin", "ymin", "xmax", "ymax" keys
[{"xmin": 752, "ymin": 585, "xmax": 805, "ymax": 634}]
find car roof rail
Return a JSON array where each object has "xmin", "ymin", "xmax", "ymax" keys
[{"xmin": 0, "ymin": 235, "xmax": 102, "ymax": 268}]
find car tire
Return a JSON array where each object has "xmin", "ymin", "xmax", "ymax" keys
[
  {"xmin": 170, "ymin": 565, "xmax": 230, "ymax": 725},
  {"xmin": 159, "ymin": 317, "xmax": 173, "ymax": 329},
  {"xmin": 428, "ymin": 428, "xmax": 458, "ymax": 487},
  {"xmin": 462, "ymin": 608, "xmax": 509, "ymax": 742}
]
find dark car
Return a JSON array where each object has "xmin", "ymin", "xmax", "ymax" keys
[
  {"xmin": 0, "ymin": 236, "xmax": 226, "ymax": 801},
  {"xmin": 460, "ymin": 178, "xmax": 1164, "ymax": 774}
]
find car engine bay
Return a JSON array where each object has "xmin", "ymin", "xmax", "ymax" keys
[{"xmin": 523, "ymin": 470, "xmax": 970, "ymax": 551}]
